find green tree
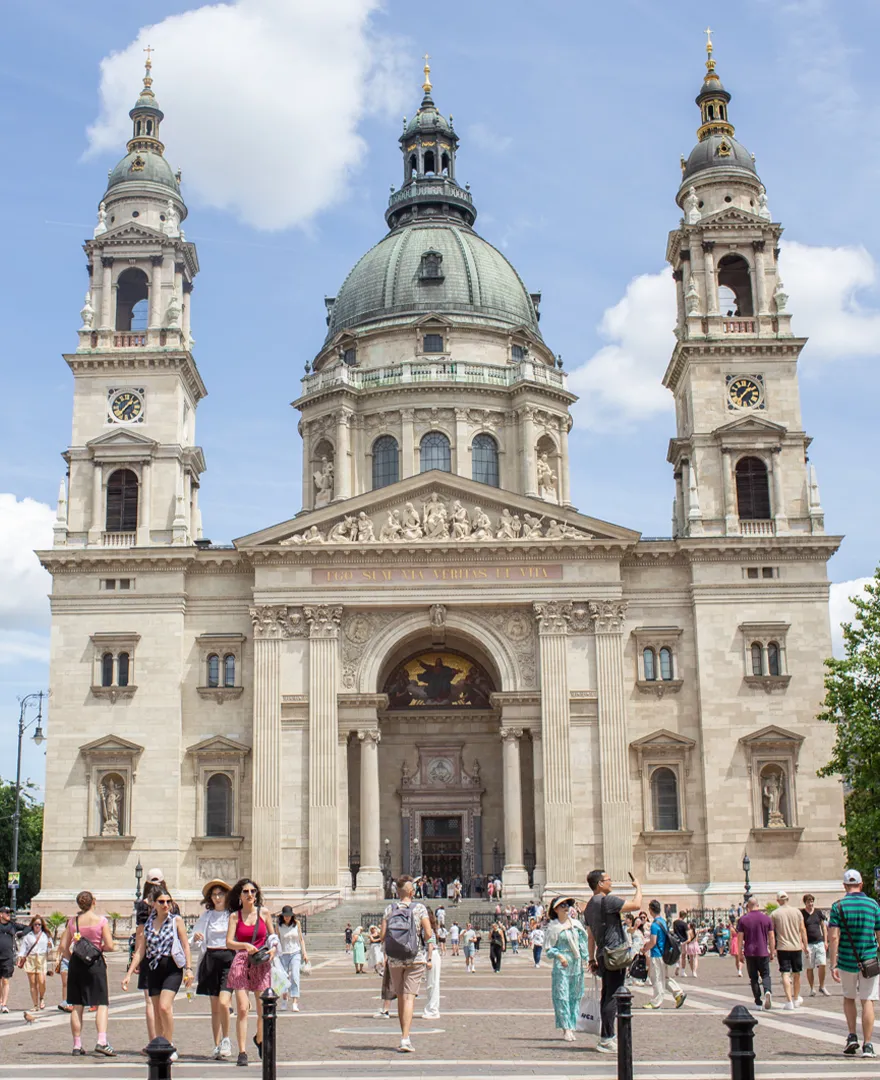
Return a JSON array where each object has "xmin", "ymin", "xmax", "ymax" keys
[
  {"xmin": 0, "ymin": 778, "xmax": 44, "ymax": 906},
  {"xmin": 818, "ymin": 569, "xmax": 880, "ymax": 898}
]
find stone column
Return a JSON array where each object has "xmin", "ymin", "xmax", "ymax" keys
[
  {"xmin": 301, "ymin": 423, "xmax": 312, "ymax": 511},
  {"xmin": 90, "ymin": 464, "xmax": 104, "ymax": 543},
  {"xmin": 334, "ymin": 411, "xmax": 352, "ymax": 500},
  {"xmin": 522, "ymin": 408, "xmax": 537, "ymax": 496},
  {"xmin": 531, "ymin": 731, "xmax": 547, "ymax": 892},
  {"xmin": 305, "ymin": 605, "xmax": 342, "ymax": 890},
  {"xmin": 559, "ymin": 420, "xmax": 572, "ymax": 507},
  {"xmin": 534, "ymin": 601, "xmax": 576, "ymax": 890},
  {"xmin": 182, "ymin": 281, "xmax": 193, "ymax": 344},
  {"xmin": 589, "ymin": 601, "xmax": 631, "ymax": 882},
  {"xmin": 721, "ymin": 448, "xmax": 739, "ymax": 535},
  {"xmin": 149, "ymin": 256, "xmax": 163, "ymax": 328},
  {"xmin": 454, "ymin": 408, "xmax": 469, "ymax": 479},
  {"xmin": 401, "ymin": 409, "xmax": 415, "ymax": 479},
  {"xmin": 338, "ymin": 732, "xmax": 351, "ymax": 893},
  {"xmin": 137, "ymin": 461, "xmax": 151, "ymax": 546},
  {"xmin": 702, "ymin": 241, "xmax": 718, "ymax": 315},
  {"xmin": 753, "ymin": 240, "xmax": 768, "ymax": 316},
  {"xmin": 500, "ymin": 727, "xmax": 529, "ymax": 896},
  {"xmin": 357, "ymin": 729, "xmax": 383, "ymax": 895},
  {"xmin": 249, "ymin": 605, "xmax": 305, "ymax": 887},
  {"xmin": 771, "ymin": 446, "xmax": 787, "ymax": 532},
  {"xmin": 100, "ymin": 257, "xmax": 114, "ymax": 329}
]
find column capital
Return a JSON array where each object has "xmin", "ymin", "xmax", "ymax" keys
[
  {"xmin": 250, "ymin": 604, "xmax": 307, "ymax": 639},
  {"xmin": 531, "ymin": 729, "xmax": 542, "ymax": 743},
  {"xmin": 533, "ymin": 600, "xmax": 572, "ymax": 635},
  {"xmin": 500, "ymin": 726, "xmax": 524, "ymax": 742},
  {"xmin": 357, "ymin": 728, "xmax": 381, "ymax": 744},
  {"xmin": 305, "ymin": 604, "xmax": 343, "ymax": 638},
  {"xmin": 339, "ymin": 730, "xmax": 351, "ymax": 746},
  {"xmin": 588, "ymin": 600, "xmax": 627, "ymax": 635},
  {"xmin": 336, "ymin": 408, "xmax": 353, "ymax": 426},
  {"xmin": 701, "ymin": 240, "xmax": 716, "ymax": 254},
  {"xmin": 752, "ymin": 239, "xmax": 766, "ymax": 253},
  {"xmin": 101, "ymin": 256, "xmax": 114, "ymax": 269},
  {"xmin": 150, "ymin": 254, "xmax": 164, "ymax": 267}
]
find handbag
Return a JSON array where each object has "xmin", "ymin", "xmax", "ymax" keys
[
  {"xmin": 250, "ymin": 946, "xmax": 271, "ymax": 966},
  {"xmin": 836, "ymin": 900, "xmax": 880, "ymax": 979},
  {"xmin": 71, "ymin": 917, "xmax": 102, "ymax": 968},
  {"xmin": 629, "ymin": 952, "xmax": 648, "ymax": 982},
  {"xmin": 170, "ymin": 918, "xmax": 188, "ymax": 970},
  {"xmin": 600, "ymin": 897, "xmax": 632, "ymax": 971},
  {"xmin": 575, "ymin": 976, "xmax": 602, "ymax": 1034}
]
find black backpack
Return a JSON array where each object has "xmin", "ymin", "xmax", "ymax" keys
[
  {"xmin": 660, "ymin": 918, "xmax": 682, "ymax": 966},
  {"xmin": 384, "ymin": 903, "xmax": 419, "ymax": 962}
]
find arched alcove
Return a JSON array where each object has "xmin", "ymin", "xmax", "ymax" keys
[{"xmin": 115, "ymin": 268, "xmax": 149, "ymax": 331}]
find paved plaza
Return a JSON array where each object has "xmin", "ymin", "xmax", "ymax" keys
[{"xmin": 0, "ymin": 944, "xmax": 872, "ymax": 1079}]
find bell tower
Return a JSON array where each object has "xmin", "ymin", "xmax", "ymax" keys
[
  {"xmin": 56, "ymin": 55, "xmax": 207, "ymax": 549},
  {"xmin": 664, "ymin": 33, "xmax": 824, "ymax": 539}
]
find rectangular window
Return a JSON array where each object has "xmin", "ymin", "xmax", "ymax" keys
[
  {"xmin": 104, "ymin": 579, "xmax": 117, "ymax": 590},
  {"xmin": 423, "ymin": 333, "xmax": 444, "ymax": 353},
  {"xmin": 511, "ymin": 344, "xmax": 526, "ymax": 362},
  {"xmin": 762, "ymin": 567, "xmax": 775, "ymax": 579},
  {"xmin": 746, "ymin": 567, "xmax": 759, "ymax": 579},
  {"xmin": 118, "ymin": 578, "xmax": 131, "ymax": 590}
]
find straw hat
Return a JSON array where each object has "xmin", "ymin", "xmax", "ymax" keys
[{"xmin": 201, "ymin": 879, "xmax": 231, "ymax": 899}]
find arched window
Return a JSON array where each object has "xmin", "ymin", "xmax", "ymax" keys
[
  {"xmin": 659, "ymin": 647, "xmax": 674, "ymax": 681},
  {"xmin": 440, "ymin": 152, "xmax": 450, "ymax": 175},
  {"xmin": 751, "ymin": 642, "xmax": 764, "ymax": 676},
  {"xmin": 767, "ymin": 642, "xmax": 780, "ymax": 677},
  {"xmin": 717, "ymin": 254, "xmax": 754, "ymax": 316},
  {"xmin": 117, "ymin": 652, "xmax": 130, "ymax": 687},
  {"xmin": 115, "ymin": 268, "xmax": 149, "ymax": 331},
  {"xmin": 736, "ymin": 457, "xmax": 771, "ymax": 520},
  {"xmin": 651, "ymin": 767, "xmax": 680, "ymax": 831},
  {"xmin": 420, "ymin": 431, "xmax": 451, "ymax": 473},
  {"xmin": 207, "ymin": 654, "xmax": 220, "ymax": 688},
  {"xmin": 224, "ymin": 654, "xmax": 236, "ymax": 687},
  {"xmin": 101, "ymin": 653, "xmax": 114, "ymax": 687},
  {"xmin": 205, "ymin": 773, "xmax": 233, "ymax": 837},
  {"xmin": 643, "ymin": 647, "xmax": 656, "ymax": 681},
  {"xmin": 423, "ymin": 150, "xmax": 436, "ymax": 174},
  {"xmin": 105, "ymin": 469, "xmax": 139, "ymax": 532},
  {"xmin": 471, "ymin": 433, "xmax": 499, "ymax": 487},
  {"xmin": 372, "ymin": 435, "xmax": 399, "ymax": 490}
]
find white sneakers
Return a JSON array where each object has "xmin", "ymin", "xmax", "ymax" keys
[
  {"xmin": 783, "ymin": 1001, "xmax": 795, "ymax": 1011},
  {"xmin": 219, "ymin": 1037, "xmax": 232, "ymax": 1059},
  {"xmin": 795, "ymin": 996, "xmax": 803, "ymax": 1007},
  {"xmin": 398, "ymin": 1037, "xmax": 415, "ymax": 1053},
  {"xmin": 596, "ymin": 1037, "xmax": 617, "ymax": 1054},
  {"xmin": 809, "ymin": 988, "xmax": 816, "ymax": 997},
  {"xmin": 763, "ymin": 991, "xmax": 772, "ymax": 1010},
  {"xmin": 292, "ymin": 1002, "xmax": 300, "ymax": 1012},
  {"xmin": 819, "ymin": 987, "xmax": 831, "ymax": 996}
]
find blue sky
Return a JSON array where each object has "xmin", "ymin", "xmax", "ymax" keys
[{"xmin": 2, "ymin": 0, "xmax": 878, "ymax": 789}]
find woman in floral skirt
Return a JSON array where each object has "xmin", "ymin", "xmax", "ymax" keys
[{"xmin": 544, "ymin": 895, "xmax": 591, "ymax": 1042}]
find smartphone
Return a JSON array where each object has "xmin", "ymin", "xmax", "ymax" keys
[{"xmin": 627, "ymin": 871, "xmax": 635, "ymax": 883}]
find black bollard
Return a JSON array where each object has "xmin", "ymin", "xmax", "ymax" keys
[
  {"xmin": 614, "ymin": 985, "xmax": 634, "ymax": 1080},
  {"xmin": 145, "ymin": 1036, "xmax": 174, "ymax": 1080},
  {"xmin": 723, "ymin": 1004, "xmax": 758, "ymax": 1080},
  {"xmin": 261, "ymin": 987, "xmax": 278, "ymax": 1080}
]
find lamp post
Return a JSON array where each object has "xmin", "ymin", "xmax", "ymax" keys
[
  {"xmin": 382, "ymin": 839, "xmax": 391, "ymax": 897},
  {"xmin": 412, "ymin": 837, "xmax": 421, "ymax": 878},
  {"xmin": 10, "ymin": 692, "xmax": 46, "ymax": 913},
  {"xmin": 134, "ymin": 860, "xmax": 143, "ymax": 903},
  {"xmin": 742, "ymin": 852, "xmax": 752, "ymax": 905},
  {"xmin": 463, "ymin": 835, "xmax": 471, "ymax": 893}
]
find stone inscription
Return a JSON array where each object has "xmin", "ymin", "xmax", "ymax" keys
[{"xmin": 313, "ymin": 563, "xmax": 564, "ymax": 585}]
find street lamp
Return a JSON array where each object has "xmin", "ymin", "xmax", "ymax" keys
[
  {"xmin": 134, "ymin": 860, "xmax": 143, "ymax": 904},
  {"xmin": 10, "ymin": 692, "xmax": 47, "ymax": 913},
  {"xmin": 742, "ymin": 852, "xmax": 752, "ymax": 905},
  {"xmin": 413, "ymin": 837, "xmax": 421, "ymax": 877}
]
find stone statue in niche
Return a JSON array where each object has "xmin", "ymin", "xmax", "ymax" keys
[
  {"xmin": 430, "ymin": 604, "xmax": 446, "ymax": 630},
  {"xmin": 685, "ymin": 274, "xmax": 700, "ymax": 315},
  {"xmin": 762, "ymin": 768, "xmax": 787, "ymax": 828},
  {"xmin": 774, "ymin": 278, "xmax": 788, "ymax": 313},
  {"xmin": 683, "ymin": 185, "xmax": 701, "ymax": 225},
  {"xmin": 80, "ymin": 292, "xmax": 95, "ymax": 330},
  {"xmin": 536, "ymin": 452, "xmax": 558, "ymax": 500},
  {"xmin": 756, "ymin": 184, "xmax": 771, "ymax": 221},
  {"xmin": 93, "ymin": 201, "xmax": 108, "ymax": 238},
  {"xmin": 165, "ymin": 292, "xmax": 181, "ymax": 329},
  {"xmin": 313, "ymin": 457, "xmax": 334, "ymax": 508},
  {"xmin": 100, "ymin": 776, "xmax": 123, "ymax": 836},
  {"xmin": 162, "ymin": 199, "xmax": 180, "ymax": 237}
]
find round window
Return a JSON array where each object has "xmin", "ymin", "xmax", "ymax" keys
[{"xmin": 132, "ymin": 210, "xmax": 140, "ymax": 218}]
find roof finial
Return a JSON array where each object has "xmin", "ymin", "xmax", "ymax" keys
[
  {"xmin": 142, "ymin": 44, "xmax": 154, "ymax": 91},
  {"xmin": 704, "ymin": 26, "xmax": 715, "ymax": 73},
  {"xmin": 422, "ymin": 52, "xmax": 432, "ymax": 94}
]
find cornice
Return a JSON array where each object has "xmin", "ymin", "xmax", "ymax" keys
[
  {"xmin": 677, "ymin": 536, "xmax": 842, "ymax": 561},
  {"xmin": 64, "ymin": 350, "xmax": 207, "ymax": 403},
  {"xmin": 247, "ymin": 539, "xmax": 636, "ymax": 566},
  {"xmin": 38, "ymin": 548, "xmax": 250, "ymax": 575},
  {"xmin": 663, "ymin": 337, "xmax": 807, "ymax": 392},
  {"xmin": 295, "ymin": 380, "xmax": 576, "ymax": 413}
]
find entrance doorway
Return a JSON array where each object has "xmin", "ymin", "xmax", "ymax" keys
[{"xmin": 421, "ymin": 816, "xmax": 462, "ymax": 881}]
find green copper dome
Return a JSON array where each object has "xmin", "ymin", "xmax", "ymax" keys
[{"xmin": 106, "ymin": 150, "xmax": 180, "ymax": 193}]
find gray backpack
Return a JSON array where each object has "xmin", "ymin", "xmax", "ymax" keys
[{"xmin": 384, "ymin": 903, "xmax": 419, "ymax": 961}]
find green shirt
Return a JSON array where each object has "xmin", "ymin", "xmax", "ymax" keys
[{"xmin": 829, "ymin": 894, "xmax": 880, "ymax": 973}]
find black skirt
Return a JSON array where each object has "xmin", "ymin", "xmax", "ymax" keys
[
  {"xmin": 67, "ymin": 953, "xmax": 109, "ymax": 1007},
  {"xmin": 197, "ymin": 948, "xmax": 235, "ymax": 997}
]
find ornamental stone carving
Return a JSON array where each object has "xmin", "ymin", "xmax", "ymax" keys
[
  {"xmin": 533, "ymin": 600, "xmax": 572, "ymax": 635},
  {"xmin": 500, "ymin": 727, "xmax": 524, "ymax": 742},
  {"xmin": 647, "ymin": 851, "xmax": 688, "ymax": 876},
  {"xmin": 249, "ymin": 605, "xmax": 308, "ymax": 639},
  {"xmin": 313, "ymin": 456, "xmax": 334, "ymax": 508},
  {"xmin": 340, "ymin": 610, "xmax": 396, "ymax": 690},
  {"xmin": 304, "ymin": 605, "xmax": 343, "ymax": 638},
  {"xmin": 484, "ymin": 608, "xmax": 537, "ymax": 688},
  {"xmin": 588, "ymin": 600, "xmax": 627, "ymax": 634},
  {"xmin": 357, "ymin": 729, "xmax": 381, "ymax": 746},
  {"xmin": 568, "ymin": 603, "xmax": 591, "ymax": 634}
]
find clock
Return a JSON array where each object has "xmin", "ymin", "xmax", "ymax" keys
[
  {"xmin": 727, "ymin": 375, "xmax": 763, "ymax": 410},
  {"xmin": 109, "ymin": 390, "xmax": 144, "ymax": 423}
]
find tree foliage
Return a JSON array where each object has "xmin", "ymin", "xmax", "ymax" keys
[
  {"xmin": 0, "ymin": 778, "xmax": 44, "ymax": 907},
  {"xmin": 818, "ymin": 568, "xmax": 880, "ymax": 897}
]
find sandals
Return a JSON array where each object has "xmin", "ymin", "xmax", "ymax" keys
[{"xmin": 253, "ymin": 1035, "xmax": 262, "ymax": 1060}]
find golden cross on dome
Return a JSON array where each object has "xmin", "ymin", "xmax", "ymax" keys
[
  {"xmin": 704, "ymin": 26, "xmax": 713, "ymax": 54},
  {"xmin": 143, "ymin": 44, "xmax": 154, "ymax": 67},
  {"xmin": 422, "ymin": 52, "xmax": 432, "ymax": 93}
]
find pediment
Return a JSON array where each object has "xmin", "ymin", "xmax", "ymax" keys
[
  {"xmin": 185, "ymin": 735, "xmax": 251, "ymax": 756},
  {"xmin": 87, "ymin": 428, "xmax": 158, "ymax": 450},
  {"xmin": 713, "ymin": 415, "xmax": 788, "ymax": 439},
  {"xmin": 103, "ymin": 222, "xmax": 165, "ymax": 242},
  {"xmin": 413, "ymin": 312, "xmax": 454, "ymax": 328},
  {"xmin": 80, "ymin": 734, "xmax": 144, "ymax": 756},
  {"xmin": 698, "ymin": 207, "xmax": 771, "ymax": 227},
  {"xmin": 631, "ymin": 728, "xmax": 696, "ymax": 751},
  {"xmin": 739, "ymin": 724, "xmax": 804, "ymax": 746},
  {"xmin": 234, "ymin": 471, "xmax": 641, "ymax": 548}
]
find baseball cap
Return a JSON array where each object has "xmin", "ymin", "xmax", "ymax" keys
[
  {"xmin": 843, "ymin": 869, "xmax": 863, "ymax": 885},
  {"xmin": 776, "ymin": 890, "xmax": 789, "ymax": 900},
  {"xmin": 0, "ymin": 906, "xmax": 10, "ymax": 914},
  {"xmin": 146, "ymin": 867, "xmax": 164, "ymax": 883}
]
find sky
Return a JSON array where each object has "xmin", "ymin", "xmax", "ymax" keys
[{"xmin": 1, "ymin": 0, "xmax": 878, "ymax": 790}]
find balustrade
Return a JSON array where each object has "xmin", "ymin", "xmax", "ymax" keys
[
  {"xmin": 101, "ymin": 531, "xmax": 137, "ymax": 547},
  {"xmin": 300, "ymin": 358, "xmax": 566, "ymax": 398},
  {"xmin": 739, "ymin": 519, "xmax": 774, "ymax": 536}
]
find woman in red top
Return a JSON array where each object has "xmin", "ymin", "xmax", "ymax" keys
[{"xmin": 225, "ymin": 879, "xmax": 275, "ymax": 1067}]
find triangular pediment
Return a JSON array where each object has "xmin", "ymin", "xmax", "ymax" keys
[
  {"xmin": 713, "ymin": 415, "xmax": 788, "ymax": 439},
  {"xmin": 103, "ymin": 222, "xmax": 166, "ymax": 242},
  {"xmin": 698, "ymin": 206, "xmax": 771, "ymax": 227},
  {"xmin": 739, "ymin": 724, "xmax": 804, "ymax": 746},
  {"xmin": 87, "ymin": 428, "xmax": 158, "ymax": 450},
  {"xmin": 413, "ymin": 312, "xmax": 454, "ymax": 328},
  {"xmin": 185, "ymin": 735, "xmax": 251, "ymax": 756},
  {"xmin": 80, "ymin": 734, "xmax": 144, "ymax": 756},
  {"xmin": 631, "ymin": 728, "xmax": 696, "ymax": 751},
  {"xmin": 234, "ymin": 471, "xmax": 640, "ymax": 548}
]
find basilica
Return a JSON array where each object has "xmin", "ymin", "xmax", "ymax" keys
[{"xmin": 35, "ymin": 43, "xmax": 845, "ymax": 912}]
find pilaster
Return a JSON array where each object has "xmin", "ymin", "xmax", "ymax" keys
[
  {"xmin": 500, "ymin": 727, "xmax": 529, "ymax": 897},
  {"xmin": 531, "ymin": 731, "xmax": 547, "ymax": 892},
  {"xmin": 305, "ymin": 605, "xmax": 342, "ymax": 890},
  {"xmin": 338, "ymin": 731, "xmax": 351, "ymax": 893},
  {"xmin": 357, "ymin": 728, "xmax": 383, "ymax": 896}
]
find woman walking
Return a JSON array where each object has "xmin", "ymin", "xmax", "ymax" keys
[
  {"xmin": 277, "ymin": 906, "xmax": 309, "ymax": 1012},
  {"xmin": 190, "ymin": 879, "xmax": 233, "ymax": 1059},
  {"xmin": 489, "ymin": 922, "xmax": 507, "ymax": 973},
  {"xmin": 225, "ymin": 878, "xmax": 275, "ymax": 1067},
  {"xmin": 367, "ymin": 925, "xmax": 384, "ymax": 975},
  {"xmin": 18, "ymin": 915, "xmax": 52, "ymax": 1010},
  {"xmin": 123, "ymin": 889, "xmax": 192, "ymax": 1062},
  {"xmin": 729, "ymin": 918, "xmax": 744, "ymax": 977},
  {"xmin": 683, "ymin": 916, "xmax": 700, "ymax": 978},
  {"xmin": 59, "ymin": 890, "xmax": 116, "ymax": 1057},
  {"xmin": 544, "ymin": 896, "xmax": 590, "ymax": 1042},
  {"xmin": 422, "ymin": 909, "xmax": 442, "ymax": 1018},
  {"xmin": 351, "ymin": 926, "xmax": 366, "ymax": 974}
]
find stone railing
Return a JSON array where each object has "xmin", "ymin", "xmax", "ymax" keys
[
  {"xmin": 739, "ymin": 519, "xmax": 775, "ymax": 536},
  {"xmin": 113, "ymin": 333, "xmax": 147, "ymax": 347},
  {"xmin": 722, "ymin": 319, "xmax": 755, "ymax": 334},
  {"xmin": 102, "ymin": 531, "xmax": 137, "ymax": 547},
  {"xmin": 300, "ymin": 357, "xmax": 567, "ymax": 398}
]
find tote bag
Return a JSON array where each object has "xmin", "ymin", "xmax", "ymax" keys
[{"xmin": 576, "ymin": 976, "xmax": 602, "ymax": 1035}]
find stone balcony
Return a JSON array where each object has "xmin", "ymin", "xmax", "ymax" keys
[
  {"xmin": 299, "ymin": 357, "xmax": 569, "ymax": 400},
  {"xmin": 76, "ymin": 327, "xmax": 189, "ymax": 352},
  {"xmin": 683, "ymin": 312, "xmax": 795, "ymax": 341},
  {"xmin": 739, "ymin": 519, "xmax": 775, "ymax": 536}
]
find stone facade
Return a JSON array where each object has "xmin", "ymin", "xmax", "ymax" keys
[{"xmin": 34, "ymin": 53, "xmax": 846, "ymax": 913}]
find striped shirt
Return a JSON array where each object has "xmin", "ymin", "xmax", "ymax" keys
[{"xmin": 829, "ymin": 893, "xmax": 880, "ymax": 974}]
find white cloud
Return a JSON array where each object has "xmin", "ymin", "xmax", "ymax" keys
[
  {"xmin": 780, "ymin": 241, "xmax": 880, "ymax": 361},
  {"xmin": 0, "ymin": 630, "xmax": 50, "ymax": 667},
  {"xmin": 829, "ymin": 577, "xmax": 873, "ymax": 659},
  {"xmin": 567, "ymin": 268, "xmax": 675, "ymax": 430},
  {"xmin": 0, "ymin": 494, "xmax": 54, "ymax": 633},
  {"xmin": 86, "ymin": 0, "xmax": 410, "ymax": 231}
]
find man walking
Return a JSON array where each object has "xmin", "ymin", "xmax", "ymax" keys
[
  {"xmin": 829, "ymin": 869, "xmax": 880, "ymax": 1059},
  {"xmin": 801, "ymin": 894, "xmax": 830, "ymax": 997},
  {"xmin": 737, "ymin": 897, "xmax": 775, "ymax": 1010},
  {"xmin": 462, "ymin": 923, "xmax": 477, "ymax": 972},
  {"xmin": 771, "ymin": 890, "xmax": 809, "ymax": 1010},
  {"xmin": 379, "ymin": 875, "xmax": 435, "ymax": 1053},
  {"xmin": 0, "ymin": 907, "xmax": 29, "ymax": 1014},
  {"xmin": 641, "ymin": 900, "xmax": 687, "ymax": 1010},
  {"xmin": 585, "ymin": 869, "xmax": 643, "ymax": 1055}
]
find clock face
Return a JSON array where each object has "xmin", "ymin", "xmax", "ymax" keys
[
  {"xmin": 728, "ymin": 376, "xmax": 762, "ymax": 409},
  {"xmin": 110, "ymin": 391, "xmax": 143, "ymax": 423}
]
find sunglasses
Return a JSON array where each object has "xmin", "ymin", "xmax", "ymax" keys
[
  {"xmin": 155, "ymin": 899, "xmax": 172, "ymax": 905},
  {"xmin": 241, "ymin": 888, "xmax": 257, "ymax": 895}
]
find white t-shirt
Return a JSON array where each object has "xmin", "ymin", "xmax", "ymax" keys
[
  {"xmin": 449, "ymin": 924, "xmax": 460, "ymax": 941},
  {"xmin": 462, "ymin": 929, "xmax": 477, "ymax": 947},
  {"xmin": 508, "ymin": 926, "xmax": 520, "ymax": 942},
  {"xmin": 531, "ymin": 927, "xmax": 545, "ymax": 947},
  {"xmin": 277, "ymin": 922, "xmax": 302, "ymax": 955}
]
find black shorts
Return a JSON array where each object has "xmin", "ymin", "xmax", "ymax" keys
[
  {"xmin": 0, "ymin": 960, "xmax": 14, "ymax": 980},
  {"xmin": 146, "ymin": 955, "xmax": 183, "ymax": 997},
  {"xmin": 197, "ymin": 949, "xmax": 234, "ymax": 997},
  {"xmin": 777, "ymin": 949, "xmax": 803, "ymax": 974}
]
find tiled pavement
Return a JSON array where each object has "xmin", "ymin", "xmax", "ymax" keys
[{"xmin": 0, "ymin": 948, "xmax": 874, "ymax": 1079}]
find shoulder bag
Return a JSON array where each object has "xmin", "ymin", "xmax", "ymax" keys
[
  {"xmin": 835, "ymin": 900, "xmax": 880, "ymax": 979},
  {"xmin": 71, "ymin": 917, "xmax": 102, "ymax": 968},
  {"xmin": 171, "ymin": 916, "xmax": 188, "ymax": 969},
  {"xmin": 15, "ymin": 934, "xmax": 40, "ymax": 970},
  {"xmin": 601, "ymin": 897, "xmax": 632, "ymax": 971}
]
